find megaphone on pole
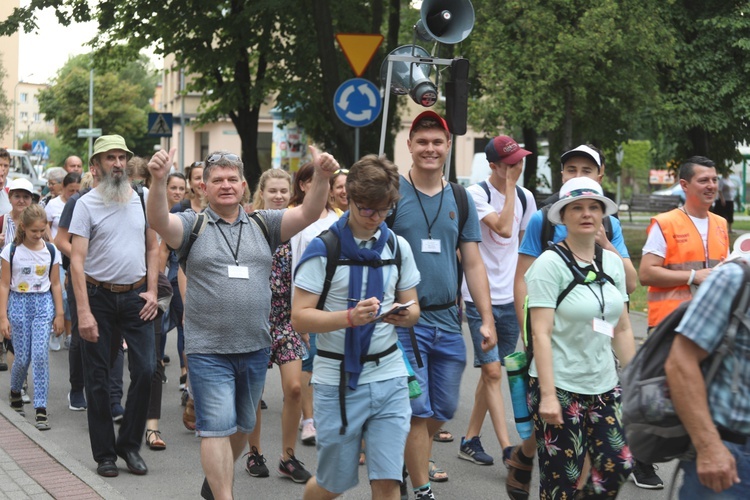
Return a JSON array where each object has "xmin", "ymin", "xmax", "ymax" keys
[
  {"xmin": 414, "ymin": 0, "xmax": 475, "ymax": 45},
  {"xmin": 380, "ymin": 45, "xmax": 438, "ymax": 107}
]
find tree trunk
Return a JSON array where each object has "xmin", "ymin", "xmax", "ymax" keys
[
  {"xmin": 522, "ymin": 127, "xmax": 538, "ymax": 194},
  {"xmin": 310, "ymin": 0, "xmax": 354, "ymax": 166}
]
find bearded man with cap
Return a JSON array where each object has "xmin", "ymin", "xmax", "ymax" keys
[
  {"xmin": 69, "ymin": 135, "xmax": 159, "ymax": 478},
  {"xmin": 457, "ymin": 135, "xmax": 536, "ymax": 468},
  {"xmin": 389, "ymin": 111, "xmax": 497, "ymax": 500}
]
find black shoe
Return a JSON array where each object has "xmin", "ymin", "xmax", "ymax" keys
[
  {"xmin": 631, "ymin": 460, "xmax": 664, "ymax": 489},
  {"xmin": 163, "ymin": 355, "xmax": 170, "ymax": 365},
  {"xmin": 97, "ymin": 460, "xmax": 119, "ymax": 477},
  {"xmin": 260, "ymin": 399, "xmax": 267, "ymax": 410},
  {"xmin": 201, "ymin": 477, "xmax": 215, "ymax": 500},
  {"xmin": 116, "ymin": 449, "xmax": 148, "ymax": 475}
]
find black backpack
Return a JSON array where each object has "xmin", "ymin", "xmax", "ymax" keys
[
  {"xmin": 621, "ymin": 260, "xmax": 750, "ymax": 464},
  {"xmin": 523, "ymin": 243, "xmax": 614, "ymax": 366}
]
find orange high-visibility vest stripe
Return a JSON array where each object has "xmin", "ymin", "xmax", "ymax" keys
[{"xmin": 646, "ymin": 208, "xmax": 729, "ymax": 327}]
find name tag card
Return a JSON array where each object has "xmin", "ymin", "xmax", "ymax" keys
[
  {"xmin": 228, "ymin": 265, "xmax": 249, "ymax": 279},
  {"xmin": 593, "ymin": 318, "xmax": 614, "ymax": 338},
  {"xmin": 421, "ymin": 239, "xmax": 441, "ymax": 254}
]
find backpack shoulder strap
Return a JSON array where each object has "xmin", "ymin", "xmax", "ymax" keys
[
  {"xmin": 249, "ymin": 211, "xmax": 271, "ymax": 249},
  {"xmin": 603, "ymin": 215, "xmax": 614, "ymax": 242},
  {"xmin": 539, "ymin": 205, "xmax": 555, "ymax": 251},
  {"xmin": 478, "ymin": 181, "xmax": 491, "ymax": 203},
  {"xmin": 516, "ymin": 185, "xmax": 527, "ymax": 216},
  {"xmin": 449, "ymin": 182, "xmax": 469, "ymax": 243},
  {"xmin": 387, "ymin": 230, "xmax": 401, "ymax": 288},
  {"xmin": 133, "ymin": 183, "xmax": 146, "ymax": 219},
  {"xmin": 317, "ymin": 230, "xmax": 341, "ymax": 310},
  {"xmin": 9, "ymin": 242, "xmax": 16, "ymax": 274},
  {"xmin": 45, "ymin": 242, "xmax": 56, "ymax": 277},
  {"xmin": 178, "ymin": 212, "xmax": 208, "ymax": 271}
]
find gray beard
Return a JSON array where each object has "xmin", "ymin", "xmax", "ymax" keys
[{"xmin": 99, "ymin": 174, "xmax": 131, "ymax": 205}]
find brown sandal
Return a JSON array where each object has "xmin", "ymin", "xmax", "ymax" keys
[
  {"xmin": 183, "ymin": 397, "xmax": 196, "ymax": 431},
  {"xmin": 433, "ymin": 428, "xmax": 454, "ymax": 442},
  {"xmin": 146, "ymin": 429, "xmax": 166, "ymax": 450},
  {"xmin": 505, "ymin": 445, "xmax": 533, "ymax": 500}
]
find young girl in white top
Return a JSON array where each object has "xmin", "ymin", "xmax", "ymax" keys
[{"xmin": 0, "ymin": 204, "xmax": 64, "ymax": 430}]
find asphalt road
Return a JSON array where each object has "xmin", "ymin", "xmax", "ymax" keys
[{"xmin": 0, "ymin": 313, "xmax": 679, "ymax": 499}]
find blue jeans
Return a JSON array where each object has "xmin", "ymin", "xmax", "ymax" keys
[
  {"xmin": 80, "ymin": 283, "xmax": 155, "ymax": 464},
  {"xmin": 396, "ymin": 324, "xmax": 466, "ymax": 421},
  {"xmin": 188, "ymin": 348, "xmax": 270, "ymax": 437},
  {"xmin": 465, "ymin": 301, "xmax": 520, "ymax": 367},
  {"xmin": 679, "ymin": 439, "xmax": 750, "ymax": 499}
]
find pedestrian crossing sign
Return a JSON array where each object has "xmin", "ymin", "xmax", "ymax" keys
[{"xmin": 147, "ymin": 113, "xmax": 173, "ymax": 137}]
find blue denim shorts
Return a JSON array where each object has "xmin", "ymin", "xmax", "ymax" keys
[
  {"xmin": 396, "ymin": 324, "xmax": 466, "ymax": 421},
  {"xmin": 302, "ymin": 333, "xmax": 317, "ymax": 373},
  {"xmin": 188, "ymin": 348, "xmax": 270, "ymax": 437},
  {"xmin": 465, "ymin": 302, "xmax": 520, "ymax": 367},
  {"xmin": 679, "ymin": 439, "xmax": 749, "ymax": 499},
  {"xmin": 314, "ymin": 377, "xmax": 411, "ymax": 493}
]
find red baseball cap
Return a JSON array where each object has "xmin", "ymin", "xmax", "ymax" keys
[
  {"xmin": 485, "ymin": 135, "xmax": 531, "ymax": 165},
  {"xmin": 409, "ymin": 111, "xmax": 449, "ymax": 137}
]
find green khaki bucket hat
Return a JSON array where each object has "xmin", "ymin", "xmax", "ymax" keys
[{"xmin": 91, "ymin": 135, "xmax": 134, "ymax": 162}]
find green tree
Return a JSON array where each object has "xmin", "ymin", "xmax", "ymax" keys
[
  {"xmin": 657, "ymin": 1, "xmax": 750, "ymax": 169},
  {"xmin": 38, "ymin": 54, "xmax": 159, "ymax": 161},
  {"xmin": 1, "ymin": 0, "xmax": 411, "ymax": 187},
  {"xmin": 0, "ymin": 56, "xmax": 11, "ymax": 139},
  {"xmin": 466, "ymin": 0, "xmax": 675, "ymax": 191}
]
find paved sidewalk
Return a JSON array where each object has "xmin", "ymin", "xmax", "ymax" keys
[{"xmin": 0, "ymin": 403, "xmax": 125, "ymax": 500}]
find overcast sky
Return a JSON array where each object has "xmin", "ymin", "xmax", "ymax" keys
[{"xmin": 18, "ymin": 2, "xmax": 161, "ymax": 84}]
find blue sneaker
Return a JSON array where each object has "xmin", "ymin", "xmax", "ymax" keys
[
  {"xmin": 68, "ymin": 391, "xmax": 87, "ymax": 411},
  {"xmin": 458, "ymin": 436, "xmax": 494, "ymax": 465},
  {"xmin": 112, "ymin": 403, "xmax": 125, "ymax": 423}
]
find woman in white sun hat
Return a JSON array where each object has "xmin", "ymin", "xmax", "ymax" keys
[{"xmin": 524, "ymin": 176, "xmax": 636, "ymax": 498}]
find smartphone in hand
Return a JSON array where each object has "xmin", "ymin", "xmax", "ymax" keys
[{"xmin": 371, "ymin": 300, "xmax": 416, "ymax": 322}]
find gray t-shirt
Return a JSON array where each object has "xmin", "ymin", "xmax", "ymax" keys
[
  {"xmin": 175, "ymin": 206, "xmax": 284, "ymax": 355},
  {"xmin": 69, "ymin": 188, "xmax": 147, "ymax": 283}
]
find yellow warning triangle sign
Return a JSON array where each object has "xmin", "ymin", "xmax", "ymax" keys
[{"xmin": 336, "ymin": 34, "xmax": 384, "ymax": 77}]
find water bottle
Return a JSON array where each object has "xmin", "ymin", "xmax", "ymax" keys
[
  {"xmin": 300, "ymin": 340, "xmax": 309, "ymax": 361},
  {"xmin": 504, "ymin": 351, "xmax": 533, "ymax": 440}
]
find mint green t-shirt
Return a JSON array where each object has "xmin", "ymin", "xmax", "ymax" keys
[{"xmin": 525, "ymin": 247, "xmax": 628, "ymax": 395}]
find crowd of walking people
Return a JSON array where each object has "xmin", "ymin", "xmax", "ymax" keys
[{"xmin": 0, "ymin": 108, "xmax": 747, "ymax": 500}]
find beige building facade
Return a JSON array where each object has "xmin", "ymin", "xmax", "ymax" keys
[{"xmin": 0, "ymin": 0, "xmax": 20, "ymax": 149}]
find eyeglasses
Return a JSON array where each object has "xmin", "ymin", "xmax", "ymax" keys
[
  {"xmin": 334, "ymin": 168, "xmax": 349, "ymax": 175},
  {"xmin": 206, "ymin": 154, "xmax": 240, "ymax": 165},
  {"xmin": 353, "ymin": 203, "xmax": 393, "ymax": 218}
]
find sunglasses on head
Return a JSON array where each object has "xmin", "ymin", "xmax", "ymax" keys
[{"xmin": 206, "ymin": 154, "xmax": 240, "ymax": 164}]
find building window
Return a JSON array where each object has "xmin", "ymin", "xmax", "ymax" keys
[
  {"xmin": 33, "ymin": 113, "xmax": 41, "ymax": 122},
  {"xmin": 33, "ymin": 96, "xmax": 38, "ymax": 105},
  {"xmin": 19, "ymin": 93, "xmax": 28, "ymax": 103},
  {"xmin": 19, "ymin": 111, "xmax": 28, "ymax": 120},
  {"xmin": 199, "ymin": 132, "xmax": 209, "ymax": 163}
]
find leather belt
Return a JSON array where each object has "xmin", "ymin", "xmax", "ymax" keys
[
  {"xmin": 718, "ymin": 426, "xmax": 748, "ymax": 446},
  {"xmin": 85, "ymin": 275, "xmax": 146, "ymax": 293}
]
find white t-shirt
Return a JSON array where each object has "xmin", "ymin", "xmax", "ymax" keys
[
  {"xmin": 290, "ymin": 209, "xmax": 340, "ymax": 290},
  {"xmin": 0, "ymin": 242, "xmax": 61, "ymax": 293},
  {"xmin": 642, "ymin": 214, "xmax": 709, "ymax": 258},
  {"xmin": 0, "ymin": 190, "xmax": 11, "ymax": 215},
  {"xmin": 45, "ymin": 195, "xmax": 66, "ymax": 239},
  {"xmin": 461, "ymin": 179, "xmax": 536, "ymax": 305}
]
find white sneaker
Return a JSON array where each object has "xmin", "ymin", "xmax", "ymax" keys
[
  {"xmin": 21, "ymin": 388, "xmax": 31, "ymax": 404},
  {"xmin": 300, "ymin": 420, "xmax": 316, "ymax": 446},
  {"xmin": 49, "ymin": 334, "xmax": 61, "ymax": 351}
]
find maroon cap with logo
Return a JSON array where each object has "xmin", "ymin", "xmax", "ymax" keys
[{"xmin": 485, "ymin": 135, "xmax": 531, "ymax": 166}]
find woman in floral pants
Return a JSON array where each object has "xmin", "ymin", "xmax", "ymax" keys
[{"xmin": 523, "ymin": 178, "xmax": 637, "ymax": 498}]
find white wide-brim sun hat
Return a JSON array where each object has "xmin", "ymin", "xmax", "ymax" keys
[{"xmin": 548, "ymin": 177, "xmax": 619, "ymax": 225}]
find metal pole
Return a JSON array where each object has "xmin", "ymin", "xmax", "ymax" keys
[
  {"xmin": 88, "ymin": 68, "xmax": 94, "ymax": 160},
  {"xmin": 355, "ymin": 128, "xmax": 360, "ymax": 162},
  {"xmin": 378, "ymin": 59, "xmax": 394, "ymax": 156},
  {"xmin": 179, "ymin": 69, "xmax": 185, "ymax": 171},
  {"xmin": 444, "ymin": 133, "xmax": 454, "ymax": 181}
]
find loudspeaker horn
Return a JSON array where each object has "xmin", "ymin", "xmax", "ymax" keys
[
  {"xmin": 414, "ymin": 0, "xmax": 475, "ymax": 45},
  {"xmin": 380, "ymin": 45, "xmax": 438, "ymax": 107}
]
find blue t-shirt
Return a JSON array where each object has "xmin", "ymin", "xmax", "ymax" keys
[
  {"xmin": 519, "ymin": 210, "xmax": 630, "ymax": 259},
  {"xmin": 391, "ymin": 176, "xmax": 482, "ymax": 333}
]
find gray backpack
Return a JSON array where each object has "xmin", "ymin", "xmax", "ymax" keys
[{"xmin": 620, "ymin": 260, "xmax": 750, "ymax": 463}]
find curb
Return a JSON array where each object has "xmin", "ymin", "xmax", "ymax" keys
[{"xmin": 0, "ymin": 399, "xmax": 127, "ymax": 500}]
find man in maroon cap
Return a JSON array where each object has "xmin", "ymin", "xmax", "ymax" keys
[
  {"xmin": 389, "ymin": 111, "xmax": 497, "ymax": 500},
  {"xmin": 457, "ymin": 136, "xmax": 537, "ymax": 468}
]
